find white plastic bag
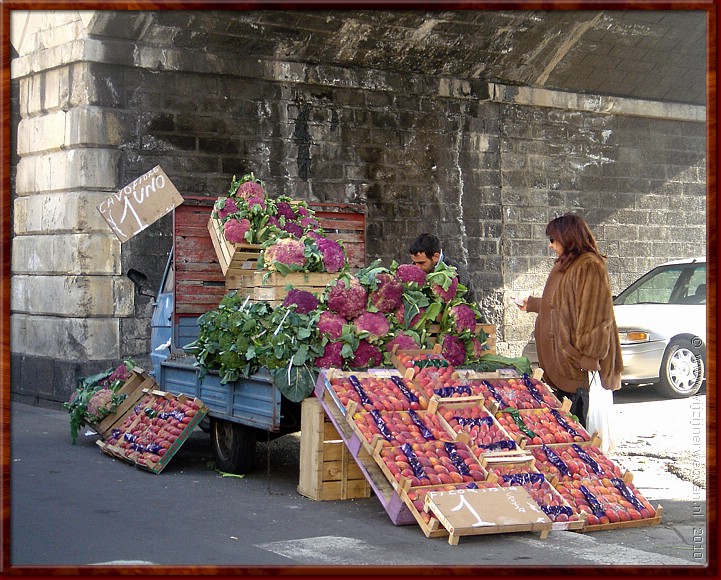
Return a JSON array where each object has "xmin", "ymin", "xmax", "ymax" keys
[{"xmin": 586, "ymin": 371, "xmax": 617, "ymax": 454}]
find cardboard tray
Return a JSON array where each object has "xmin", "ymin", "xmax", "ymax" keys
[{"xmin": 96, "ymin": 389, "xmax": 208, "ymax": 474}]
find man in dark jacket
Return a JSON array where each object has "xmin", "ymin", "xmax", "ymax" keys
[{"xmin": 408, "ymin": 233, "xmax": 477, "ymax": 303}]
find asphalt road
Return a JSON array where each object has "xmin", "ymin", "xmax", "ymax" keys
[{"xmin": 5, "ymin": 386, "xmax": 710, "ymax": 575}]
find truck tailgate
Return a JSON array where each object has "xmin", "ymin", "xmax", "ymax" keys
[{"xmin": 160, "ymin": 355, "xmax": 282, "ymax": 432}]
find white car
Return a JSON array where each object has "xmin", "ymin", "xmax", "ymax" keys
[{"xmin": 522, "ymin": 257, "xmax": 706, "ymax": 398}]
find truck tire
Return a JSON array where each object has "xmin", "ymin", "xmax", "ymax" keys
[{"xmin": 210, "ymin": 418, "xmax": 257, "ymax": 474}]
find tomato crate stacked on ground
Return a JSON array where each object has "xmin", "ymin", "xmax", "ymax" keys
[
  {"xmin": 528, "ymin": 442, "xmax": 663, "ymax": 530},
  {"xmin": 347, "ymin": 406, "xmax": 455, "ymax": 456},
  {"xmin": 430, "ymin": 399, "xmax": 528, "ymax": 461},
  {"xmin": 481, "ymin": 456, "xmax": 584, "ymax": 530},
  {"xmin": 373, "ymin": 439, "xmax": 490, "ymax": 492},
  {"xmin": 494, "ymin": 406, "xmax": 592, "ymax": 448},
  {"xmin": 89, "ymin": 367, "xmax": 157, "ymax": 439},
  {"xmin": 96, "ymin": 389, "xmax": 208, "ymax": 474},
  {"xmin": 461, "ymin": 374, "xmax": 567, "ymax": 411},
  {"xmin": 321, "ymin": 369, "xmax": 428, "ymax": 415}
]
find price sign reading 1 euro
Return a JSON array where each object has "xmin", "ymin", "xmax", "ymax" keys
[
  {"xmin": 423, "ymin": 486, "xmax": 552, "ymax": 545},
  {"xmin": 98, "ymin": 166, "xmax": 184, "ymax": 242}
]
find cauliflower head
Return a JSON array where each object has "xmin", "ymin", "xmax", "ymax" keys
[
  {"xmin": 318, "ymin": 310, "xmax": 347, "ymax": 340},
  {"xmin": 352, "ymin": 311, "xmax": 390, "ymax": 344},
  {"xmin": 315, "ymin": 237, "xmax": 346, "ymax": 273},
  {"xmin": 441, "ymin": 334, "xmax": 466, "ymax": 366},
  {"xmin": 314, "ymin": 341, "xmax": 345, "ymax": 369},
  {"xmin": 327, "ymin": 277, "xmax": 369, "ymax": 320},
  {"xmin": 87, "ymin": 388, "xmax": 115, "ymax": 419},
  {"xmin": 282, "ymin": 289, "xmax": 319, "ymax": 315},
  {"xmin": 368, "ymin": 273, "xmax": 403, "ymax": 313},
  {"xmin": 350, "ymin": 339, "xmax": 383, "ymax": 369},
  {"xmin": 263, "ymin": 237, "xmax": 306, "ymax": 270},
  {"xmin": 449, "ymin": 303, "xmax": 477, "ymax": 333},
  {"xmin": 224, "ymin": 217, "xmax": 251, "ymax": 244},
  {"xmin": 236, "ymin": 180, "xmax": 265, "ymax": 201},
  {"xmin": 395, "ymin": 263, "xmax": 427, "ymax": 286}
]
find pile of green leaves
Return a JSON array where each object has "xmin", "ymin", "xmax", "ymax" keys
[
  {"xmin": 64, "ymin": 359, "xmax": 136, "ymax": 444},
  {"xmin": 186, "ymin": 292, "xmax": 325, "ymax": 400}
]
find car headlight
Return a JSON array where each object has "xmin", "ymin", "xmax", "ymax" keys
[{"xmin": 618, "ymin": 331, "xmax": 651, "ymax": 344}]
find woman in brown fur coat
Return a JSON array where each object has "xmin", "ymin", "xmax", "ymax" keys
[{"xmin": 516, "ymin": 213, "xmax": 623, "ymax": 426}]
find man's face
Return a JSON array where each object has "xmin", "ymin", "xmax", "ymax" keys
[{"xmin": 410, "ymin": 252, "xmax": 440, "ymax": 273}]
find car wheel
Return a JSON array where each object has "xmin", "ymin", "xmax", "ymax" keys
[
  {"xmin": 210, "ymin": 418, "xmax": 257, "ymax": 474},
  {"xmin": 655, "ymin": 338, "xmax": 705, "ymax": 398}
]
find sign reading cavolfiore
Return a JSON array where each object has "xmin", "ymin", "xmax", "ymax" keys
[{"xmin": 98, "ymin": 166, "xmax": 184, "ymax": 243}]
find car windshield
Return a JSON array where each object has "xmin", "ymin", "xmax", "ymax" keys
[{"xmin": 614, "ymin": 262, "xmax": 706, "ymax": 306}]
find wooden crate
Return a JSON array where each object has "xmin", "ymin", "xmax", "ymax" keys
[
  {"xmin": 96, "ymin": 389, "xmax": 208, "ymax": 474},
  {"xmin": 226, "ymin": 270, "xmax": 338, "ymax": 305},
  {"xmin": 90, "ymin": 368, "xmax": 158, "ymax": 439},
  {"xmin": 298, "ymin": 397, "xmax": 371, "ymax": 501},
  {"xmin": 207, "ymin": 216, "xmax": 262, "ymax": 277}
]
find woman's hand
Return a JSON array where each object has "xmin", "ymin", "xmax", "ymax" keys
[{"xmin": 512, "ymin": 296, "xmax": 528, "ymax": 312}]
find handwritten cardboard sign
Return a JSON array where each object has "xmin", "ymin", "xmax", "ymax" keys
[
  {"xmin": 424, "ymin": 486, "xmax": 552, "ymax": 544},
  {"xmin": 98, "ymin": 166, "xmax": 184, "ymax": 242}
]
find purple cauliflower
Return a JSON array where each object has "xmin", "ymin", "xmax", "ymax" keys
[
  {"xmin": 245, "ymin": 195, "xmax": 266, "ymax": 210},
  {"xmin": 266, "ymin": 215, "xmax": 281, "ymax": 229},
  {"xmin": 87, "ymin": 388, "xmax": 114, "ymax": 419},
  {"xmin": 296, "ymin": 206, "xmax": 310, "ymax": 218},
  {"xmin": 318, "ymin": 310, "xmax": 347, "ymax": 339},
  {"xmin": 466, "ymin": 336, "xmax": 486, "ymax": 361},
  {"xmin": 314, "ymin": 341, "xmax": 345, "ymax": 369},
  {"xmin": 282, "ymin": 222, "xmax": 305, "ymax": 238},
  {"xmin": 441, "ymin": 334, "xmax": 466, "ymax": 366},
  {"xmin": 276, "ymin": 201, "xmax": 297, "ymax": 221},
  {"xmin": 449, "ymin": 304, "xmax": 477, "ymax": 333},
  {"xmin": 327, "ymin": 277, "xmax": 369, "ymax": 320},
  {"xmin": 396, "ymin": 263, "xmax": 427, "ymax": 286},
  {"xmin": 217, "ymin": 197, "xmax": 239, "ymax": 220},
  {"xmin": 350, "ymin": 339, "xmax": 383, "ymax": 369},
  {"xmin": 352, "ymin": 311, "xmax": 390, "ymax": 344},
  {"xmin": 385, "ymin": 332, "xmax": 420, "ymax": 353},
  {"xmin": 282, "ymin": 289, "xmax": 319, "ymax": 315},
  {"xmin": 224, "ymin": 217, "xmax": 251, "ymax": 243},
  {"xmin": 263, "ymin": 237, "xmax": 306, "ymax": 269},
  {"xmin": 315, "ymin": 237, "xmax": 346, "ymax": 273},
  {"xmin": 369, "ymin": 273, "xmax": 403, "ymax": 314},
  {"xmin": 300, "ymin": 217, "xmax": 320, "ymax": 230},
  {"xmin": 236, "ymin": 180, "xmax": 265, "ymax": 200},
  {"xmin": 432, "ymin": 276, "xmax": 459, "ymax": 303},
  {"xmin": 103, "ymin": 362, "xmax": 132, "ymax": 386}
]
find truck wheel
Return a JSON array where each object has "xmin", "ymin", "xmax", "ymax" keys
[{"xmin": 210, "ymin": 418, "xmax": 257, "ymax": 474}]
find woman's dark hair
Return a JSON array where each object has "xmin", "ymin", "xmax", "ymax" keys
[
  {"xmin": 547, "ymin": 213, "xmax": 606, "ymax": 272},
  {"xmin": 409, "ymin": 233, "xmax": 441, "ymax": 258}
]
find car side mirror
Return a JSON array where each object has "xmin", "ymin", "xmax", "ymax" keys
[{"xmin": 127, "ymin": 269, "xmax": 155, "ymax": 298}]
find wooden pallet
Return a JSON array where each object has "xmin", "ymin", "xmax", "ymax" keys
[{"xmin": 298, "ymin": 397, "xmax": 371, "ymax": 501}]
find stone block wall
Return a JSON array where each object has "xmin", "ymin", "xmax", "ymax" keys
[{"xmin": 10, "ymin": 12, "xmax": 706, "ymax": 406}]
